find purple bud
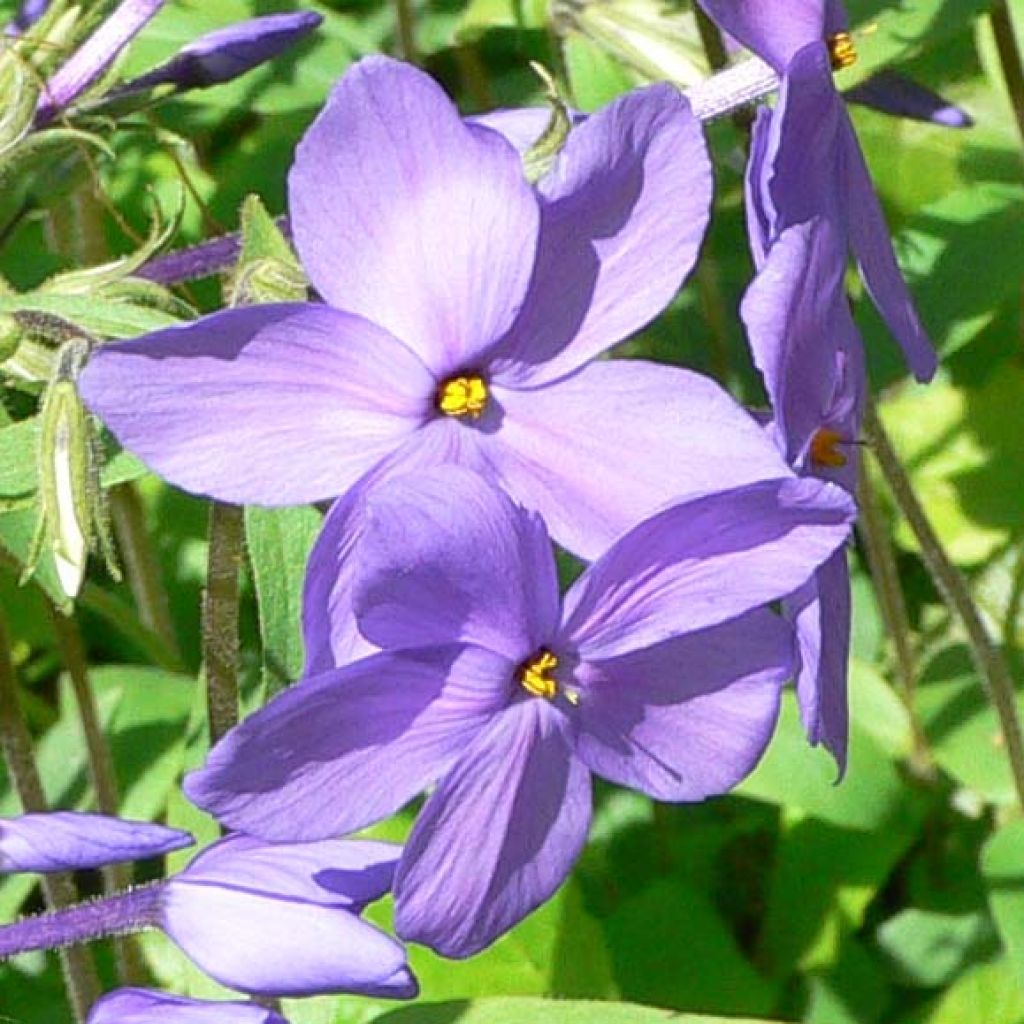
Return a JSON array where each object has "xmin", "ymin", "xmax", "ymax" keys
[
  {"xmin": 0, "ymin": 812, "xmax": 193, "ymax": 873},
  {"xmin": 845, "ymin": 70, "xmax": 973, "ymax": 128},
  {"xmin": 5, "ymin": 0, "xmax": 50, "ymax": 35},
  {"xmin": 88, "ymin": 988, "xmax": 290, "ymax": 1024},
  {"xmin": 119, "ymin": 12, "xmax": 322, "ymax": 95},
  {"xmin": 35, "ymin": 0, "xmax": 165, "ymax": 125}
]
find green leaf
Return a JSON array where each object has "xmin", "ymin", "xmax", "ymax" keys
[
  {"xmin": 915, "ymin": 960, "xmax": 1024, "ymax": 1024},
  {"xmin": 230, "ymin": 194, "xmax": 307, "ymax": 306},
  {"xmin": 0, "ymin": 417, "xmax": 36, "ymax": 499},
  {"xmin": 0, "ymin": 291, "xmax": 182, "ymax": 339},
  {"xmin": 244, "ymin": 504, "xmax": 322, "ymax": 694},
  {"xmin": 875, "ymin": 909, "xmax": 998, "ymax": 988},
  {"xmin": 370, "ymin": 997, "xmax": 783, "ymax": 1024},
  {"xmin": 983, "ymin": 817, "xmax": 1024, "ymax": 990},
  {"xmin": 563, "ymin": 33, "xmax": 637, "ymax": 111},
  {"xmin": 0, "ymin": 504, "xmax": 68, "ymax": 608}
]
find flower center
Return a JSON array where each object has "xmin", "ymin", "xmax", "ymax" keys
[
  {"xmin": 810, "ymin": 427, "xmax": 848, "ymax": 468},
  {"xmin": 519, "ymin": 649, "xmax": 560, "ymax": 700},
  {"xmin": 437, "ymin": 375, "xmax": 488, "ymax": 419},
  {"xmin": 827, "ymin": 31, "xmax": 857, "ymax": 70}
]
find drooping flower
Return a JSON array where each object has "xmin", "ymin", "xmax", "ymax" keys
[
  {"xmin": 0, "ymin": 811, "xmax": 193, "ymax": 873},
  {"xmin": 740, "ymin": 216, "xmax": 865, "ymax": 769},
  {"xmin": 187, "ymin": 466, "xmax": 856, "ymax": 957},
  {"xmin": 0, "ymin": 832, "xmax": 416, "ymax": 999},
  {"xmin": 696, "ymin": 0, "xmax": 938, "ymax": 382},
  {"xmin": 87, "ymin": 988, "xmax": 289, "ymax": 1024},
  {"xmin": 80, "ymin": 55, "xmax": 802, "ymax": 671}
]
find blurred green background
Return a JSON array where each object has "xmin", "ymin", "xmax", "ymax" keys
[{"xmin": 2, "ymin": 1, "xmax": 1024, "ymax": 1023}]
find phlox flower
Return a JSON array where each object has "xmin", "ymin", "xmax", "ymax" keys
[
  {"xmin": 187, "ymin": 467, "xmax": 856, "ymax": 957},
  {"xmin": 697, "ymin": 0, "xmax": 938, "ymax": 381},
  {"xmin": 0, "ymin": 825, "xmax": 415, "ymax": 999},
  {"xmin": 740, "ymin": 216, "xmax": 864, "ymax": 769},
  {"xmin": 0, "ymin": 811, "xmax": 192, "ymax": 873},
  {"xmin": 80, "ymin": 55, "xmax": 801, "ymax": 670},
  {"xmin": 87, "ymin": 988, "xmax": 288, "ymax": 1024}
]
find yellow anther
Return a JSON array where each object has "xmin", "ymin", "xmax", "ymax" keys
[
  {"xmin": 437, "ymin": 375, "xmax": 488, "ymax": 419},
  {"xmin": 520, "ymin": 650, "xmax": 560, "ymax": 700},
  {"xmin": 810, "ymin": 427, "xmax": 848, "ymax": 469},
  {"xmin": 827, "ymin": 31, "xmax": 857, "ymax": 70}
]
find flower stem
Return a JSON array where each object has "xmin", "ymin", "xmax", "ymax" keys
[
  {"xmin": 855, "ymin": 463, "xmax": 933, "ymax": 776},
  {"xmin": 0, "ymin": 612, "xmax": 101, "ymax": 1022},
  {"xmin": 991, "ymin": 0, "xmax": 1024, "ymax": 152},
  {"xmin": 0, "ymin": 884, "xmax": 163, "ymax": 960},
  {"xmin": 393, "ymin": 0, "xmax": 417, "ymax": 65},
  {"xmin": 864, "ymin": 402, "xmax": 1024, "ymax": 809},
  {"xmin": 202, "ymin": 502, "xmax": 244, "ymax": 747},
  {"xmin": 48, "ymin": 606, "xmax": 148, "ymax": 985},
  {"xmin": 109, "ymin": 483, "xmax": 180, "ymax": 660}
]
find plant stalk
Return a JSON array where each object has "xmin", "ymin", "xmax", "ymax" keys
[
  {"xmin": 48, "ymin": 607, "xmax": 148, "ymax": 984},
  {"xmin": 0, "ymin": 613, "xmax": 100, "ymax": 1021},
  {"xmin": 202, "ymin": 502, "xmax": 244, "ymax": 747},
  {"xmin": 991, "ymin": 0, "xmax": 1024, "ymax": 152},
  {"xmin": 864, "ymin": 402, "xmax": 1024, "ymax": 809}
]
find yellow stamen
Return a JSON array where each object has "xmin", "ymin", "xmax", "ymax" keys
[
  {"xmin": 520, "ymin": 650, "xmax": 560, "ymax": 700},
  {"xmin": 437, "ymin": 375, "xmax": 488, "ymax": 419},
  {"xmin": 827, "ymin": 31, "xmax": 857, "ymax": 70},
  {"xmin": 810, "ymin": 427, "xmax": 848, "ymax": 469}
]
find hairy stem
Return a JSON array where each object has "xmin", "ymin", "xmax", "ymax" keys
[
  {"xmin": 855, "ymin": 465, "xmax": 932, "ymax": 775},
  {"xmin": 202, "ymin": 502, "xmax": 244, "ymax": 747},
  {"xmin": 109, "ymin": 483, "xmax": 179, "ymax": 658},
  {"xmin": 0, "ymin": 884, "xmax": 163, "ymax": 959},
  {"xmin": 48, "ymin": 607, "xmax": 148, "ymax": 984},
  {"xmin": 864, "ymin": 402, "xmax": 1024, "ymax": 809},
  {"xmin": 991, "ymin": 0, "xmax": 1024, "ymax": 152},
  {"xmin": 0, "ymin": 613, "xmax": 100, "ymax": 1021}
]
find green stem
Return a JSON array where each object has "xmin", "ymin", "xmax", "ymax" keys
[
  {"xmin": 855, "ymin": 463, "xmax": 933, "ymax": 776},
  {"xmin": 0, "ymin": 613, "xmax": 100, "ymax": 1022},
  {"xmin": 864, "ymin": 402, "xmax": 1024, "ymax": 810},
  {"xmin": 991, "ymin": 1, "xmax": 1024, "ymax": 153},
  {"xmin": 202, "ymin": 502, "xmax": 244, "ymax": 747},
  {"xmin": 394, "ymin": 0, "xmax": 418, "ymax": 65},
  {"xmin": 109, "ymin": 484, "xmax": 179, "ymax": 659},
  {"xmin": 48, "ymin": 607, "xmax": 148, "ymax": 985}
]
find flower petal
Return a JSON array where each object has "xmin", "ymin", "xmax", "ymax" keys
[
  {"xmin": 301, "ymin": 419, "xmax": 483, "ymax": 674},
  {"xmin": 87, "ymin": 988, "xmax": 287, "ymax": 1024},
  {"xmin": 354, "ymin": 466, "xmax": 559, "ymax": 662},
  {"xmin": 696, "ymin": 0, "xmax": 824, "ymax": 71},
  {"xmin": 185, "ymin": 646, "xmax": 511, "ymax": 841},
  {"xmin": 845, "ymin": 70, "xmax": 974, "ymax": 129},
  {"xmin": 482, "ymin": 360, "xmax": 793, "ymax": 560},
  {"xmin": 791, "ymin": 547, "xmax": 852, "ymax": 770},
  {"xmin": 175, "ymin": 834, "xmax": 401, "ymax": 911},
  {"xmin": 0, "ymin": 812, "xmax": 193, "ymax": 874},
  {"xmin": 79, "ymin": 303, "xmax": 431, "ymax": 505},
  {"xmin": 560, "ymin": 477, "xmax": 856, "ymax": 660},
  {"xmin": 490, "ymin": 85, "xmax": 712, "ymax": 385},
  {"xmin": 395, "ymin": 699, "xmax": 591, "ymax": 958},
  {"xmin": 288, "ymin": 56, "xmax": 539, "ymax": 376},
  {"xmin": 740, "ymin": 217, "xmax": 856, "ymax": 460},
  {"xmin": 163, "ymin": 840, "xmax": 416, "ymax": 998},
  {"xmin": 840, "ymin": 116, "xmax": 938, "ymax": 382},
  {"xmin": 575, "ymin": 610, "xmax": 789, "ymax": 800}
]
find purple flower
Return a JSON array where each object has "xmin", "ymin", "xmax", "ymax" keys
[
  {"xmin": 80, "ymin": 56, "xmax": 803, "ymax": 672},
  {"xmin": 0, "ymin": 811, "xmax": 193, "ymax": 873},
  {"xmin": 697, "ymin": 0, "xmax": 937, "ymax": 382},
  {"xmin": 740, "ymin": 216, "xmax": 865, "ymax": 769},
  {"xmin": 35, "ymin": 0, "xmax": 165, "ymax": 125},
  {"xmin": 186, "ymin": 466, "xmax": 856, "ymax": 957},
  {"xmin": 0, "ymin": 833, "xmax": 416, "ymax": 999},
  {"xmin": 5, "ymin": 0, "xmax": 49, "ymax": 35},
  {"xmin": 88, "ymin": 988, "xmax": 289, "ymax": 1024},
  {"xmin": 159, "ymin": 835, "xmax": 415, "ymax": 998},
  {"xmin": 115, "ymin": 12, "xmax": 322, "ymax": 95}
]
